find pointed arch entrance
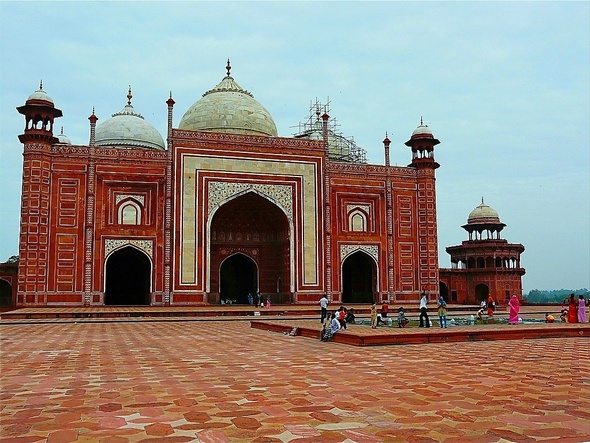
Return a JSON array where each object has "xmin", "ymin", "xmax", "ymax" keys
[
  {"xmin": 220, "ymin": 253, "xmax": 258, "ymax": 304},
  {"xmin": 105, "ymin": 246, "xmax": 151, "ymax": 305},
  {"xmin": 210, "ymin": 191, "xmax": 290, "ymax": 304},
  {"xmin": 475, "ymin": 283, "xmax": 490, "ymax": 302},
  {"xmin": 0, "ymin": 279, "xmax": 12, "ymax": 307},
  {"xmin": 342, "ymin": 251, "xmax": 376, "ymax": 304}
]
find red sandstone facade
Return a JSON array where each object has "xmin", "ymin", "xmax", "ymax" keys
[{"xmin": 6, "ymin": 68, "xmax": 446, "ymax": 308}]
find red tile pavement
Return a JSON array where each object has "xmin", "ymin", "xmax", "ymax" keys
[{"xmin": 1, "ymin": 320, "xmax": 589, "ymax": 442}]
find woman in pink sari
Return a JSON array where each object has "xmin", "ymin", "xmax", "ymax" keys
[{"xmin": 508, "ymin": 294, "xmax": 520, "ymax": 324}]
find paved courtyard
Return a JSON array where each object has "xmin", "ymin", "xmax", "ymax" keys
[{"xmin": 1, "ymin": 320, "xmax": 589, "ymax": 442}]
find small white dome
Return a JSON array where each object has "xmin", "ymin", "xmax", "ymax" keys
[
  {"xmin": 412, "ymin": 123, "xmax": 433, "ymax": 136},
  {"xmin": 468, "ymin": 199, "xmax": 501, "ymax": 223},
  {"xmin": 26, "ymin": 82, "xmax": 54, "ymax": 105},
  {"xmin": 56, "ymin": 127, "xmax": 71, "ymax": 145},
  {"xmin": 95, "ymin": 90, "xmax": 165, "ymax": 151}
]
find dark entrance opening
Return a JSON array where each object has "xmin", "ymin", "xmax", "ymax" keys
[
  {"xmin": 475, "ymin": 283, "xmax": 490, "ymax": 303},
  {"xmin": 439, "ymin": 282, "xmax": 449, "ymax": 302},
  {"xmin": 342, "ymin": 251, "xmax": 375, "ymax": 304},
  {"xmin": 220, "ymin": 253, "xmax": 257, "ymax": 304},
  {"xmin": 211, "ymin": 192, "xmax": 290, "ymax": 304},
  {"xmin": 105, "ymin": 246, "xmax": 150, "ymax": 305},
  {"xmin": 0, "ymin": 279, "xmax": 12, "ymax": 306}
]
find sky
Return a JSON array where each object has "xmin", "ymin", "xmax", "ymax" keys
[{"xmin": 0, "ymin": 1, "xmax": 588, "ymax": 293}]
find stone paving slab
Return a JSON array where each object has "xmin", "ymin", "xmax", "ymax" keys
[{"xmin": 1, "ymin": 321, "xmax": 589, "ymax": 442}]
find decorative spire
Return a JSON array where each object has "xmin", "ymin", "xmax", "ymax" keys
[
  {"xmin": 127, "ymin": 86, "xmax": 132, "ymax": 105},
  {"xmin": 39, "ymin": 80, "xmax": 43, "ymax": 91},
  {"xmin": 226, "ymin": 58, "xmax": 231, "ymax": 77},
  {"xmin": 420, "ymin": 116, "xmax": 424, "ymax": 126},
  {"xmin": 60, "ymin": 126, "xmax": 64, "ymax": 135}
]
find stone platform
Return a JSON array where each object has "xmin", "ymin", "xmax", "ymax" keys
[{"xmin": 251, "ymin": 319, "xmax": 590, "ymax": 346}]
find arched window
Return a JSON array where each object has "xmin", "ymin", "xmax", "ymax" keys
[
  {"xmin": 348, "ymin": 210, "xmax": 367, "ymax": 232},
  {"xmin": 118, "ymin": 200, "xmax": 142, "ymax": 225}
]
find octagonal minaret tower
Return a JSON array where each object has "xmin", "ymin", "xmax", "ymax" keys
[
  {"xmin": 405, "ymin": 119, "xmax": 441, "ymax": 300},
  {"xmin": 16, "ymin": 83, "xmax": 62, "ymax": 303}
]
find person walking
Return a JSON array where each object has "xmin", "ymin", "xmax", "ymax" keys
[
  {"xmin": 567, "ymin": 293, "xmax": 578, "ymax": 323},
  {"xmin": 578, "ymin": 294, "xmax": 587, "ymax": 323},
  {"xmin": 437, "ymin": 296, "xmax": 447, "ymax": 328},
  {"xmin": 319, "ymin": 294, "xmax": 329, "ymax": 324},
  {"xmin": 419, "ymin": 292, "xmax": 430, "ymax": 328},
  {"xmin": 370, "ymin": 302, "xmax": 377, "ymax": 329},
  {"xmin": 508, "ymin": 294, "xmax": 520, "ymax": 324}
]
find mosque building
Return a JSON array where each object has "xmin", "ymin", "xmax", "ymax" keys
[{"xmin": 0, "ymin": 61, "xmax": 524, "ymax": 308}]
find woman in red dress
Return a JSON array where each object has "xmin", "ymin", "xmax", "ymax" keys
[{"xmin": 567, "ymin": 293, "xmax": 578, "ymax": 323}]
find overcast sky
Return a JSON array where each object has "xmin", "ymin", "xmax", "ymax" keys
[{"xmin": 0, "ymin": 1, "xmax": 588, "ymax": 293}]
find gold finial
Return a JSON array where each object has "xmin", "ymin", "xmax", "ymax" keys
[
  {"xmin": 60, "ymin": 126, "xmax": 64, "ymax": 135},
  {"xmin": 39, "ymin": 80, "xmax": 43, "ymax": 91},
  {"xmin": 127, "ymin": 86, "xmax": 132, "ymax": 105},
  {"xmin": 226, "ymin": 58, "xmax": 231, "ymax": 76},
  {"xmin": 420, "ymin": 116, "xmax": 423, "ymax": 126}
]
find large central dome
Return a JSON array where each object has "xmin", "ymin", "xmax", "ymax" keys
[{"xmin": 179, "ymin": 61, "xmax": 278, "ymax": 137}]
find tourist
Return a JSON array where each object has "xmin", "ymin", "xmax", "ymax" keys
[
  {"xmin": 578, "ymin": 294, "xmax": 587, "ymax": 323},
  {"xmin": 397, "ymin": 307, "xmax": 409, "ymax": 328},
  {"xmin": 545, "ymin": 313, "xmax": 555, "ymax": 323},
  {"xmin": 381, "ymin": 301, "xmax": 389, "ymax": 320},
  {"xmin": 508, "ymin": 294, "xmax": 520, "ymax": 325},
  {"xmin": 487, "ymin": 295, "xmax": 495, "ymax": 317},
  {"xmin": 567, "ymin": 293, "xmax": 578, "ymax": 323},
  {"xmin": 337, "ymin": 306, "xmax": 347, "ymax": 330},
  {"xmin": 319, "ymin": 293, "xmax": 329, "ymax": 324},
  {"xmin": 476, "ymin": 307, "xmax": 485, "ymax": 321},
  {"xmin": 419, "ymin": 292, "xmax": 430, "ymax": 328},
  {"xmin": 330, "ymin": 312, "xmax": 341, "ymax": 336},
  {"xmin": 371, "ymin": 302, "xmax": 377, "ymax": 329},
  {"xmin": 247, "ymin": 292, "xmax": 253, "ymax": 305},
  {"xmin": 437, "ymin": 296, "xmax": 447, "ymax": 328},
  {"xmin": 345, "ymin": 307, "xmax": 356, "ymax": 324},
  {"xmin": 265, "ymin": 295, "xmax": 271, "ymax": 309}
]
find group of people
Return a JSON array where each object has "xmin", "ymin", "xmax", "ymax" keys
[
  {"xmin": 418, "ymin": 292, "xmax": 448, "ymax": 328},
  {"xmin": 247, "ymin": 292, "xmax": 271, "ymax": 309},
  {"xmin": 560, "ymin": 293, "xmax": 588, "ymax": 323},
  {"xmin": 319, "ymin": 295, "xmax": 357, "ymax": 341}
]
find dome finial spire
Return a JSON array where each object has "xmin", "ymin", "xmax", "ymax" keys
[
  {"xmin": 481, "ymin": 196, "xmax": 484, "ymax": 204},
  {"xmin": 127, "ymin": 86, "xmax": 133, "ymax": 106},
  {"xmin": 39, "ymin": 80, "xmax": 43, "ymax": 91},
  {"xmin": 226, "ymin": 58, "xmax": 231, "ymax": 77},
  {"xmin": 420, "ymin": 116, "xmax": 424, "ymax": 126}
]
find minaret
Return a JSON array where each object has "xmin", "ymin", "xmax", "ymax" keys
[
  {"xmin": 405, "ymin": 118, "xmax": 441, "ymax": 300},
  {"xmin": 16, "ymin": 82, "xmax": 62, "ymax": 304}
]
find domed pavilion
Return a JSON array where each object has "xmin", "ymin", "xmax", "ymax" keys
[{"xmin": 439, "ymin": 199, "xmax": 525, "ymax": 305}]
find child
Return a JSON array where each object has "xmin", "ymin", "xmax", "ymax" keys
[
  {"xmin": 397, "ymin": 307, "xmax": 409, "ymax": 328},
  {"xmin": 545, "ymin": 313, "xmax": 555, "ymax": 323},
  {"xmin": 437, "ymin": 296, "xmax": 447, "ymax": 328},
  {"xmin": 370, "ymin": 302, "xmax": 377, "ymax": 329}
]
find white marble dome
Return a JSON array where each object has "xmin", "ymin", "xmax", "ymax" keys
[
  {"xmin": 468, "ymin": 199, "xmax": 501, "ymax": 223},
  {"xmin": 412, "ymin": 123, "xmax": 433, "ymax": 137},
  {"xmin": 179, "ymin": 63, "xmax": 277, "ymax": 137},
  {"xmin": 95, "ymin": 91, "xmax": 165, "ymax": 151},
  {"xmin": 26, "ymin": 82, "xmax": 55, "ymax": 105},
  {"xmin": 56, "ymin": 127, "xmax": 71, "ymax": 145}
]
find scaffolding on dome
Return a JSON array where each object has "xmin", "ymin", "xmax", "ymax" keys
[{"xmin": 293, "ymin": 99, "xmax": 367, "ymax": 164}]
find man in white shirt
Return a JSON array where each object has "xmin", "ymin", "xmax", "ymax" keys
[
  {"xmin": 419, "ymin": 292, "xmax": 430, "ymax": 328},
  {"xmin": 319, "ymin": 293, "xmax": 329, "ymax": 324}
]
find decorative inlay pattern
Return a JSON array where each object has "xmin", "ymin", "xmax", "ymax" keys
[
  {"xmin": 208, "ymin": 182, "xmax": 292, "ymax": 219},
  {"xmin": 347, "ymin": 204, "xmax": 370, "ymax": 214},
  {"xmin": 115, "ymin": 194, "xmax": 145, "ymax": 205},
  {"xmin": 105, "ymin": 239, "xmax": 153, "ymax": 258},
  {"xmin": 340, "ymin": 244, "xmax": 379, "ymax": 263}
]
